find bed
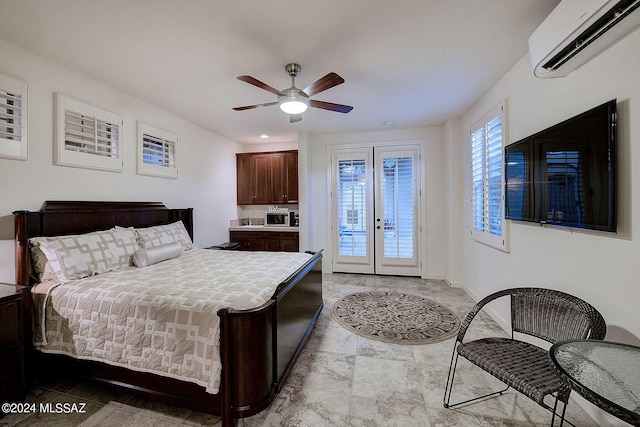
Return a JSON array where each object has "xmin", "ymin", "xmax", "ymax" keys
[{"xmin": 14, "ymin": 201, "xmax": 323, "ymax": 427}]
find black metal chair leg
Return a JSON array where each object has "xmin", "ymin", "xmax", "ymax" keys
[
  {"xmin": 443, "ymin": 345, "xmax": 459, "ymax": 408},
  {"xmin": 443, "ymin": 346, "xmax": 510, "ymax": 409},
  {"xmin": 551, "ymin": 396, "xmax": 569, "ymax": 427},
  {"xmin": 445, "ymin": 348, "xmax": 573, "ymax": 427}
]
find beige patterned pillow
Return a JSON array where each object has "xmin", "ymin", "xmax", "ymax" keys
[
  {"xmin": 29, "ymin": 228, "xmax": 139, "ymax": 283},
  {"xmin": 135, "ymin": 221, "xmax": 194, "ymax": 251},
  {"xmin": 37, "ymin": 232, "xmax": 114, "ymax": 283},
  {"xmin": 29, "ymin": 237, "xmax": 58, "ymax": 282},
  {"xmin": 100, "ymin": 227, "xmax": 140, "ymax": 270}
]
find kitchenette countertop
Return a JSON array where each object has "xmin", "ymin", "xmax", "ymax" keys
[{"xmin": 229, "ymin": 225, "xmax": 300, "ymax": 232}]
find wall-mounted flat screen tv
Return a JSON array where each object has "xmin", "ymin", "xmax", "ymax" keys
[{"xmin": 505, "ymin": 99, "xmax": 616, "ymax": 232}]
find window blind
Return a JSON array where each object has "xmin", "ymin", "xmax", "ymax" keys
[
  {"xmin": 337, "ymin": 158, "xmax": 367, "ymax": 257},
  {"xmin": 486, "ymin": 116, "xmax": 503, "ymax": 236},
  {"xmin": 381, "ymin": 155, "xmax": 414, "ymax": 259},
  {"xmin": 64, "ymin": 110, "xmax": 120, "ymax": 158},
  {"xmin": 471, "ymin": 126, "xmax": 487, "ymax": 232},
  {"xmin": 471, "ymin": 103, "xmax": 507, "ymax": 251},
  {"xmin": 0, "ymin": 90, "xmax": 22, "ymax": 142},
  {"xmin": 54, "ymin": 94, "xmax": 122, "ymax": 171},
  {"xmin": 137, "ymin": 122, "xmax": 178, "ymax": 178},
  {"xmin": 0, "ymin": 74, "xmax": 28, "ymax": 160},
  {"xmin": 142, "ymin": 133, "xmax": 176, "ymax": 168}
]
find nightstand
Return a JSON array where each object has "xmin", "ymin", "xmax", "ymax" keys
[{"xmin": 0, "ymin": 283, "xmax": 27, "ymax": 404}]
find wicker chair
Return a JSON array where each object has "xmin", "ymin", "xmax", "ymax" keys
[{"xmin": 443, "ymin": 287, "xmax": 606, "ymax": 426}]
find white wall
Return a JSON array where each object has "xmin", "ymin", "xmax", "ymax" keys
[
  {"xmin": 298, "ymin": 131, "xmax": 313, "ymax": 252},
  {"xmin": 443, "ymin": 118, "xmax": 464, "ymax": 286},
  {"xmin": 240, "ymin": 141, "xmax": 298, "ymax": 153},
  {"xmin": 307, "ymin": 127, "xmax": 446, "ymax": 279},
  {"xmin": 0, "ymin": 40, "xmax": 241, "ymax": 282},
  {"xmin": 455, "ymin": 28, "xmax": 640, "ymax": 427}
]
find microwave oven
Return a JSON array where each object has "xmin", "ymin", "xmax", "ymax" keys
[{"xmin": 265, "ymin": 211, "xmax": 298, "ymax": 227}]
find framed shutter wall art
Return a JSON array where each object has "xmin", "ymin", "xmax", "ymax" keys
[{"xmin": 54, "ymin": 93, "xmax": 123, "ymax": 172}]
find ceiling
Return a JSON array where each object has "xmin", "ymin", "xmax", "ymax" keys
[{"xmin": 0, "ymin": 0, "xmax": 560, "ymax": 144}]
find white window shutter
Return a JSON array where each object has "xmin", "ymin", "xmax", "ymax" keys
[
  {"xmin": 55, "ymin": 94, "xmax": 123, "ymax": 172},
  {"xmin": 137, "ymin": 121, "xmax": 178, "ymax": 179},
  {"xmin": 0, "ymin": 73, "xmax": 28, "ymax": 160},
  {"xmin": 471, "ymin": 102, "xmax": 509, "ymax": 252}
]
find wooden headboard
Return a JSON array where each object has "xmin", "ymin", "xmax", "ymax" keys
[{"xmin": 13, "ymin": 201, "xmax": 193, "ymax": 287}]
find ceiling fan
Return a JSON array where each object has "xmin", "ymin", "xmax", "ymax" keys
[{"xmin": 232, "ymin": 63, "xmax": 353, "ymax": 123}]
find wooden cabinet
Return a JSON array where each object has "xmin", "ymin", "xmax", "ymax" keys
[
  {"xmin": 230, "ymin": 230, "xmax": 299, "ymax": 252},
  {"xmin": 0, "ymin": 284, "xmax": 26, "ymax": 404},
  {"xmin": 236, "ymin": 153, "xmax": 257, "ymax": 205},
  {"xmin": 236, "ymin": 154, "xmax": 271, "ymax": 205},
  {"xmin": 230, "ymin": 231, "xmax": 265, "ymax": 251},
  {"xmin": 268, "ymin": 151, "xmax": 298, "ymax": 204},
  {"xmin": 282, "ymin": 151, "xmax": 298, "ymax": 203},
  {"xmin": 236, "ymin": 150, "xmax": 298, "ymax": 205}
]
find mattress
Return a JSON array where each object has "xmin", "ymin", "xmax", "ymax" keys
[{"xmin": 31, "ymin": 249, "xmax": 313, "ymax": 394}]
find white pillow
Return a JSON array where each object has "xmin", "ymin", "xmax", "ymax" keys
[
  {"xmin": 132, "ymin": 242, "xmax": 183, "ymax": 267},
  {"xmin": 135, "ymin": 220, "xmax": 194, "ymax": 251}
]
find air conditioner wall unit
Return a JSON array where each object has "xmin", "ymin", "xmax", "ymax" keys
[{"xmin": 529, "ymin": 0, "xmax": 640, "ymax": 78}]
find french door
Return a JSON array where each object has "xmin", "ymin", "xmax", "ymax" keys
[{"xmin": 331, "ymin": 145, "xmax": 421, "ymax": 276}]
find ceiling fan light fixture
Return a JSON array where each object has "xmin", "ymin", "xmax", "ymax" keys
[
  {"xmin": 278, "ymin": 96, "xmax": 309, "ymax": 114},
  {"xmin": 234, "ymin": 63, "xmax": 352, "ymax": 120}
]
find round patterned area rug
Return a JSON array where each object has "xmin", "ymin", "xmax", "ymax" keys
[{"xmin": 331, "ymin": 291, "xmax": 461, "ymax": 345}]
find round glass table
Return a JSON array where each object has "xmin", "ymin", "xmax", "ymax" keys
[{"xmin": 550, "ymin": 340, "xmax": 640, "ymax": 426}]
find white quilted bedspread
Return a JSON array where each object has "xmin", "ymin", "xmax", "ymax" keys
[{"xmin": 31, "ymin": 249, "xmax": 313, "ymax": 394}]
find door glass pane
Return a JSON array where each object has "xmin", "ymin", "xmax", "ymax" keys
[
  {"xmin": 337, "ymin": 158, "xmax": 367, "ymax": 256},
  {"xmin": 381, "ymin": 155, "xmax": 414, "ymax": 259}
]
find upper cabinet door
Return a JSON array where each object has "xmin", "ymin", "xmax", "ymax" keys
[
  {"xmin": 236, "ymin": 153, "xmax": 255, "ymax": 205},
  {"xmin": 269, "ymin": 153, "xmax": 286, "ymax": 204},
  {"xmin": 284, "ymin": 151, "xmax": 298, "ymax": 203},
  {"xmin": 253, "ymin": 154, "xmax": 271, "ymax": 204}
]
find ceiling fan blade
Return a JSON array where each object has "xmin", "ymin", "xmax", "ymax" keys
[
  {"xmin": 290, "ymin": 114, "xmax": 302, "ymax": 123},
  {"xmin": 232, "ymin": 101, "xmax": 278, "ymax": 111},
  {"xmin": 237, "ymin": 75, "xmax": 283, "ymax": 96},
  {"xmin": 303, "ymin": 72, "xmax": 345, "ymax": 96},
  {"xmin": 309, "ymin": 100, "xmax": 353, "ymax": 113}
]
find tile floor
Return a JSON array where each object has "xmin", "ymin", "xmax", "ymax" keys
[{"xmin": 1, "ymin": 273, "xmax": 599, "ymax": 426}]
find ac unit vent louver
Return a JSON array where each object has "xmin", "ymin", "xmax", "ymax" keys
[{"xmin": 529, "ymin": 0, "xmax": 640, "ymax": 78}]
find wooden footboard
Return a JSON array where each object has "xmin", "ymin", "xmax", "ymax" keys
[
  {"xmin": 273, "ymin": 251, "xmax": 324, "ymax": 390},
  {"xmin": 218, "ymin": 250, "xmax": 323, "ymax": 424},
  {"xmin": 14, "ymin": 202, "xmax": 323, "ymax": 427}
]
